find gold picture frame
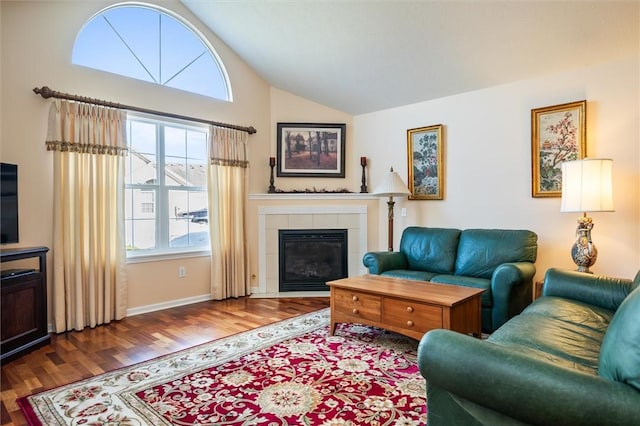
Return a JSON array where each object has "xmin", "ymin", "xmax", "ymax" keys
[
  {"xmin": 407, "ymin": 124, "xmax": 444, "ymax": 200},
  {"xmin": 531, "ymin": 100, "xmax": 586, "ymax": 197}
]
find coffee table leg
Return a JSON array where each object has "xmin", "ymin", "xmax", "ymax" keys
[
  {"xmin": 474, "ymin": 296, "xmax": 482, "ymax": 338},
  {"xmin": 330, "ymin": 321, "xmax": 337, "ymax": 336}
]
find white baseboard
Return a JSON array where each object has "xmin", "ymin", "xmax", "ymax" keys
[{"xmin": 127, "ymin": 294, "xmax": 213, "ymax": 317}]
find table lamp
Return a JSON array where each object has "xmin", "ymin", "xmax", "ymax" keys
[
  {"xmin": 373, "ymin": 167, "xmax": 410, "ymax": 251},
  {"xmin": 560, "ymin": 158, "xmax": 614, "ymax": 273}
]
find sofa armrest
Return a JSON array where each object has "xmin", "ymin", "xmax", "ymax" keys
[
  {"xmin": 362, "ymin": 251, "xmax": 407, "ymax": 274},
  {"xmin": 418, "ymin": 329, "xmax": 640, "ymax": 425},
  {"xmin": 543, "ymin": 267, "xmax": 633, "ymax": 311},
  {"xmin": 490, "ymin": 262, "xmax": 535, "ymax": 329}
]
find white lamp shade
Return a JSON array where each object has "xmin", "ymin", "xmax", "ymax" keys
[
  {"xmin": 561, "ymin": 158, "xmax": 614, "ymax": 213},
  {"xmin": 373, "ymin": 167, "xmax": 411, "ymax": 196}
]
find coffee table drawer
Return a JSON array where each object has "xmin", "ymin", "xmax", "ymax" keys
[
  {"xmin": 333, "ymin": 289, "xmax": 381, "ymax": 322},
  {"xmin": 382, "ymin": 298, "xmax": 443, "ymax": 333}
]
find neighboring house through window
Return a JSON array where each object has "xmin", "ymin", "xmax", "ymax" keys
[{"xmin": 125, "ymin": 116, "xmax": 210, "ymax": 254}]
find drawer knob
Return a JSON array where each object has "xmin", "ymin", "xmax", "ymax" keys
[
  {"xmin": 406, "ymin": 306, "xmax": 414, "ymax": 313},
  {"xmin": 352, "ymin": 295, "xmax": 359, "ymax": 302},
  {"xmin": 352, "ymin": 308, "xmax": 359, "ymax": 315},
  {"xmin": 407, "ymin": 320, "xmax": 414, "ymax": 327}
]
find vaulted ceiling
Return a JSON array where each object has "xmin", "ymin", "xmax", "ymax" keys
[{"xmin": 181, "ymin": 1, "xmax": 639, "ymax": 115}]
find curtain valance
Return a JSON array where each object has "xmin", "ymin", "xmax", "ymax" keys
[
  {"xmin": 45, "ymin": 100, "xmax": 128, "ymax": 156},
  {"xmin": 209, "ymin": 126, "xmax": 249, "ymax": 168}
]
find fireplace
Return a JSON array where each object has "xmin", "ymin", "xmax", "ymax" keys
[
  {"xmin": 255, "ymin": 204, "xmax": 368, "ymax": 297},
  {"xmin": 278, "ymin": 229, "xmax": 348, "ymax": 292}
]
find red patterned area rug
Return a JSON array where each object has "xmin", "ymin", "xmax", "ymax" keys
[{"xmin": 19, "ymin": 308, "xmax": 427, "ymax": 425}]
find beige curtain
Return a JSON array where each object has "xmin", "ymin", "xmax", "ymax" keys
[
  {"xmin": 46, "ymin": 100, "xmax": 128, "ymax": 333},
  {"xmin": 208, "ymin": 126, "xmax": 250, "ymax": 299}
]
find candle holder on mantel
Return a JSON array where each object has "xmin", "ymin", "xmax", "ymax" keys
[
  {"xmin": 268, "ymin": 157, "xmax": 276, "ymax": 193},
  {"xmin": 360, "ymin": 156, "xmax": 368, "ymax": 193}
]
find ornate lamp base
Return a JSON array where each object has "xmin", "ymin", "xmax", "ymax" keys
[{"xmin": 571, "ymin": 216, "xmax": 598, "ymax": 274}]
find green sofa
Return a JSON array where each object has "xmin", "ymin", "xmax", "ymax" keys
[
  {"xmin": 362, "ymin": 227, "xmax": 538, "ymax": 332},
  {"xmin": 418, "ymin": 268, "xmax": 640, "ymax": 425}
]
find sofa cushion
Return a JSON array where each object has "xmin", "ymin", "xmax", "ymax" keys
[
  {"xmin": 522, "ymin": 296, "xmax": 615, "ymax": 334},
  {"xmin": 380, "ymin": 269, "xmax": 438, "ymax": 281},
  {"xmin": 598, "ymin": 286, "xmax": 640, "ymax": 391},
  {"xmin": 489, "ymin": 298, "xmax": 612, "ymax": 374},
  {"xmin": 399, "ymin": 227, "xmax": 461, "ymax": 274},
  {"xmin": 454, "ymin": 229, "xmax": 537, "ymax": 278},
  {"xmin": 430, "ymin": 275, "xmax": 492, "ymax": 307}
]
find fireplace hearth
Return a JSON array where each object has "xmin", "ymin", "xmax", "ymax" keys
[{"xmin": 279, "ymin": 229, "xmax": 348, "ymax": 292}]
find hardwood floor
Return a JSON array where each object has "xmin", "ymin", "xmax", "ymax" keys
[{"xmin": 0, "ymin": 296, "xmax": 330, "ymax": 425}]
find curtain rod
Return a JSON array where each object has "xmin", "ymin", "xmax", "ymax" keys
[{"xmin": 33, "ymin": 86, "xmax": 257, "ymax": 135}]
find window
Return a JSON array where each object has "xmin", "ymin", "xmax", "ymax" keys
[
  {"xmin": 72, "ymin": 3, "xmax": 231, "ymax": 101},
  {"xmin": 125, "ymin": 115, "xmax": 210, "ymax": 255}
]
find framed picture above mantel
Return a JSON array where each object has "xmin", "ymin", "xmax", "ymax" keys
[
  {"xmin": 531, "ymin": 100, "xmax": 586, "ymax": 198},
  {"xmin": 276, "ymin": 122, "xmax": 346, "ymax": 178}
]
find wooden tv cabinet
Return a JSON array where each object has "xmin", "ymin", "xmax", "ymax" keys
[
  {"xmin": 327, "ymin": 274, "xmax": 484, "ymax": 340},
  {"xmin": 1, "ymin": 246, "xmax": 50, "ymax": 364}
]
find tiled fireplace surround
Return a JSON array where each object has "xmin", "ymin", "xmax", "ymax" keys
[{"xmin": 254, "ymin": 205, "xmax": 368, "ymax": 297}]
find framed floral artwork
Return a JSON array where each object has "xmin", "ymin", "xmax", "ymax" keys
[
  {"xmin": 531, "ymin": 100, "xmax": 586, "ymax": 197},
  {"xmin": 407, "ymin": 124, "xmax": 444, "ymax": 200}
]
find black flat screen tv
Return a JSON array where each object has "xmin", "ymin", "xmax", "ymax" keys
[{"xmin": 1, "ymin": 163, "xmax": 19, "ymax": 244}]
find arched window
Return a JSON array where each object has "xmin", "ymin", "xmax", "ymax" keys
[{"xmin": 72, "ymin": 3, "xmax": 231, "ymax": 101}]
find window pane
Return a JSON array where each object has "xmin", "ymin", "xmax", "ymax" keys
[
  {"xmin": 165, "ymin": 126, "xmax": 187, "ymax": 157},
  {"xmin": 186, "ymin": 131, "xmax": 208, "ymax": 186},
  {"xmin": 160, "ymin": 14, "xmax": 207, "ymax": 85},
  {"xmin": 189, "ymin": 191, "xmax": 208, "ymax": 221},
  {"xmin": 187, "ymin": 160, "xmax": 208, "ymax": 187},
  {"xmin": 126, "ymin": 219, "xmax": 156, "ymax": 250},
  {"xmin": 126, "ymin": 121, "xmax": 158, "ymax": 185},
  {"xmin": 127, "ymin": 153, "xmax": 158, "ymax": 185},
  {"xmin": 130, "ymin": 121, "xmax": 157, "ymax": 154},
  {"xmin": 165, "ymin": 54, "xmax": 229, "ymax": 100},
  {"xmin": 187, "ymin": 130, "xmax": 207, "ymax": 159},
  {"xmin": 126, "ymin": 187, "xmax": 157, "ymax": 251},
  {"xmin": 168, "ymin": 190, "xmax": 207, "ymax": 222},
  {"xmin": 72, "ymin": 14, "xmax": 154, "ymax": 82},
  {"xmin": 169, "ymin": 219, "xmax": 209, "ymax": 248},
  {"xmin": 165, "ymin": 157, "xmax": 187, "ymax": 186},
  {"xmin": 103, "ymin": 6, "xmax": 160, "ymax": 83},
  {"xmin": 168, "ymin": 189, "xmax": 209, "ymax": 248},
  {"xmin": 133, "ymin": 189, "xmax": 156, "ymax": 219}
]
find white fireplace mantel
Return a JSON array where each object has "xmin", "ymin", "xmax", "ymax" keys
[
  {"xmin": 249, "ymin": 193, "xmax": 378, "ymax": 201},
  {"xmin": 254, "ymin": 205, "xmax": 368, "ymax": 297}
]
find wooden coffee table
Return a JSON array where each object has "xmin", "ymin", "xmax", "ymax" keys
[{"xmin": 326, "ymin": 274, "xmax": 484, "ymax": 340}]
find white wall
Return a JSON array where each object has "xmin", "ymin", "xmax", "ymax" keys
[{"xmin": 356, "ymin": 55, "xmax": 640, "ymax": 281}]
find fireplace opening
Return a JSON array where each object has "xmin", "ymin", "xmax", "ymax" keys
[{"xmin": 278, "ymin": 229, "xmax": 348, "ymax": 292}]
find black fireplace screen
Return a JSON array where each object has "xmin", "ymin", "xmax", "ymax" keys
[{"xmin": 278, "ymin": 229, "xmax": 348, "ymax": 291}]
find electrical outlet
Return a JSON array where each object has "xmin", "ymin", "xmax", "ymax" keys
[
  {"xmin": 401, "ymin": 208, "xmax": 407, "ymax": 217},
  {"xmin": 178, "ymin": 266, "xmax": 186, "ymax": 278}
]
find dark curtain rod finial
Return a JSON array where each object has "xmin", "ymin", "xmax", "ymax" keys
[
  {"xmin": 33, "ymin": 86, "xmax": 52, "ymax": 98},
  {"xmin": 32, "ymin": 86, "xmax": 257, "ymax": 135}
]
